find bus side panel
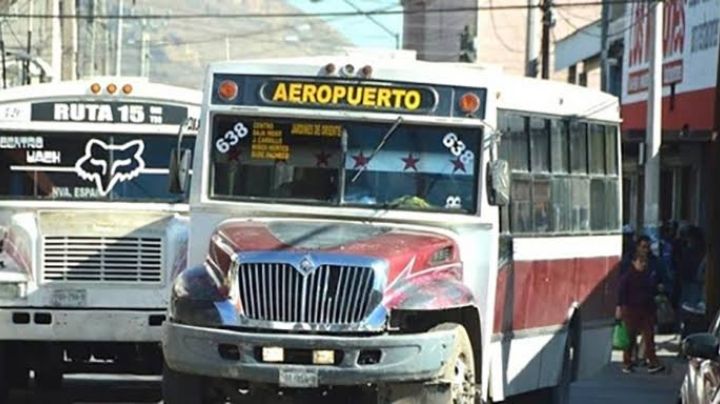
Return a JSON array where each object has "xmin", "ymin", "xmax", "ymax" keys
[{"xmin": 490, "ymin": 235, "xmax": 620, "ymax": 398}]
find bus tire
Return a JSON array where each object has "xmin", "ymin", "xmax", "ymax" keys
[
  {"xmin": 34, "ymin": 368, "xmax": 62, "ymax": 391},
  {"xmin": 0, "ymin": 344, "xmax": 9, "ymax": 403},
  {"xmin": 377, "ymin": 323, "xmax": 477, "ymax": 404},
  {"xmin": 162, "ymin": 362, "xmax": 204, "ymax": 404},
  {"xmin": 5, "ymin": 344, "xmax": 29, "ymax": 389},
  {"xmin": 432, "ymin": 322, "xmax": 477, "ymax": 404}
]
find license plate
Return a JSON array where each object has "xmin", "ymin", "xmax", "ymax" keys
[
  {"xmin": 279, "ymin": 368, "xmax": 319, "ymax": 388},
  {"xmin": 50, "ymin": 289, "xmax": 87, "ymax": 307}
]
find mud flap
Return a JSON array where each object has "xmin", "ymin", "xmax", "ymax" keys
[{"xmin": 378, "ymin": 381, "xmax": 453, "ymax": 404}]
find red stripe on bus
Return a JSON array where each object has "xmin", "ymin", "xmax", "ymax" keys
[{"xmin": 493, "ymin": 255, "xmax": 620, "ymax": 334}]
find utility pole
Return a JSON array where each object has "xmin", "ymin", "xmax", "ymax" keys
[
  {"xmin": 525, "ymin": 0, "xmax": 539, "ymax": 77},
  {"xmin": 24, "ymin": 0, "xmax": 33, "ymax": 84},
  {"xmin": 51, "ymin": 0, "xmax": 61, "ymax": 82},
  {"xmin": 0, "ymin": 20, "xmax": 6, "ymax": 89},
  {"xmin": 599, "ymin": 0, "xmax": 610, "ymax": 92},
  {"xmin": 540, "ymin": 0, "xmax": 553, "ymax": 79},
  {"xmin": 89, "ymin": 0, "xmax": 97, "ymax": 77},
  {"xmin": 115, "ymin": 0, "xmax": 124, "ymax": 76},
  {"xmin": 60, "ymin": 0, "xmax": 77, "ymax": 80},
  {"xmin": 643, "ymin": 0, "xmax": 663, "ymax": 243}
]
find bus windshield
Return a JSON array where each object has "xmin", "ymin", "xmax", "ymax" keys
[
  {"xmin": 210, "ymin": 114, "xmax": 481, "ymax": 213},
  {"xmin": 0, "ymin": 131, "xmax": 195, "ymax": 202}
]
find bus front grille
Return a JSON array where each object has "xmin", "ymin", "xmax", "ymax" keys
[
  {"xmin": 42, "ymin": 236, "xmax": 163, "ymax": 283},
  {"xmin": 237, "ymin": 263, "xmax": 376, "ymax": 325}
]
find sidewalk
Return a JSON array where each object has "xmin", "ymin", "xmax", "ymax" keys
[{"xmin": 570, "ymin": 334, "xmax": 685, "ymax": 404}]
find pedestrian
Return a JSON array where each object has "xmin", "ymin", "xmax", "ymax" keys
[
  {"xmin": 620, "ymin": 235, "xmax": 670, "ymax": 288},
  {"xmin": 617, "ymin": 255, "xmax": 665, "ymax": 374}
]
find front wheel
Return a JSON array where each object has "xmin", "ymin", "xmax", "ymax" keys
[
  {"xmin": 379, "ymin": 323, "xmax": 478, "ymax": 404},
  {"xmin": 435, "ymin": 323, "xmax": 477, "ymax": 404},
  {"xmin": 162, "ymin": 362, "xmax": 205, "ymax": 404}
]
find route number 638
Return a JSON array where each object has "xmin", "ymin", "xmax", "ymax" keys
[
  {"xmin": 443, "ymin": 132, "xmax": 474, "ymax": 164},
  {"xmin": 216, "ymin": 122, "xmax": 249, "ymax": 153}
]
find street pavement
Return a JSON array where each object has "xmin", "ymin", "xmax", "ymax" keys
[
  {"xmin": 6, "ymin": 334, "xmax": 687, "ymax": 404},
  {"xmin": 569, "ymin": 334, "xmax": 685, "ymax": 404}
]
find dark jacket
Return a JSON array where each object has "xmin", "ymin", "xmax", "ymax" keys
[{"xmin": 618, "ymin": 267, "xmax": 659, "ymax": 314}]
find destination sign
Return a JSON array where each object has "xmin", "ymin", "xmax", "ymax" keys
[
  {"xmin": 259, "ymin": 80, "xmax": 438, "ymax": 113},
  {"xmin": 30, "ymin": 102, "xmax": 188, "ymax": 125}
]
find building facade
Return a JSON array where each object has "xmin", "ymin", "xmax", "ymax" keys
[
  {"xmin": 401, "ymin": 0, "xmax": 600, "ymax": 80},
  {"xmin": 556, "ymin": 0, "xmax": 720, "ymax": 233}
]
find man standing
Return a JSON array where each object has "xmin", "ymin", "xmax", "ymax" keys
[{"xmin": 617, "ymin": 255, "xmax": 665, "ymax": 374}]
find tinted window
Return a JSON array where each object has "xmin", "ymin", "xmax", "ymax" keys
[
  {"xmin": 530, "ymin": 117, "xmax": 550, "ymax": 173},
  {"xmin": 551, "ymin": 177, "xmax": 571, "ymax": 232},
  {"xmin": 606, "ymin": 126, "xmax": 619, "ymax": 175},
  {"xmin": 533, "ymin": 177, "xmax": 552, "ymax": 232},
  {"xmin": 570, "ymin": 122, "xmax": 588, "ymax": 174},
  {"xmin": 589, "ymin": 124, "xmax": 605, "ymax": 174},
  {"xmin": 570, "ymin": 177, "xmax": 590, "ymax": 231},
  {"xmin": 606, "ymin": 178, "xmax": 620, "ymax": 230},
  {"xmin": 211, "ymin": 114, "xmax": 481, "ymax": 213},
  {"xmin": 590, "ymin": 179, "xmax": 606, "ymax": 230},
  {"xmin": 551, "ymin": 119, "xmax": 568, "ymax": 173},
  {"xmin": 0, "ymin": 131, "xmax": 195, "ymax": 201},
  {"xmin": 505, "ymin": 114, "xmax": 529, "ymax": 172},
  {"xmin": 511, "ymin": 177, "xmax": 532, "ymax": 233}
]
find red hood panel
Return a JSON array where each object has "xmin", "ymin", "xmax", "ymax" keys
[{"xmin": 214, "ymin": 220, "xmax": 459, "ymax": 283}]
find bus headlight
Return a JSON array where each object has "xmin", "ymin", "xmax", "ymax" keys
[{"xmin": 0, "ymin": 282, "xmax": 26, "ymax": 300}]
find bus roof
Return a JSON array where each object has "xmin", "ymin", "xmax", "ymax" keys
[
  {"xmin": 0, "ymin": 77, "xmax": 201, "ymax": 106},
  {"xmin": 206, "ymin": 55, "xmax": 619, "ymax": 123},
  {"xmin": 0, "ymin": 78, "xmax": 202, "ymax": 133}
]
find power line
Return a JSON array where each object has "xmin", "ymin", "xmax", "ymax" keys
[{"xmin": 0, "ymin": 1, "xmax": 659, "ymax": 20}]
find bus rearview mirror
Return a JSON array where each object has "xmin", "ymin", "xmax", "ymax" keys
[
  {"xmin": 168, "ymin": 149, "xmax": 192, "ymax": 194},
  {"xmin": 487, "ymin": 159, "xmax": 510, "ymax": 207}
]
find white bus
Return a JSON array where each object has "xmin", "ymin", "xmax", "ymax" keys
[
  {"xmin": 0, "ymin": 78, "xmax": 200, "ymax": 396},
  {"xmin": 162, "ymin": 52, "xmax": 621, "ymax": 403}
]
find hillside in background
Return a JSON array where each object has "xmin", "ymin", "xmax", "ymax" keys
[{"xmin": 122, "ymin": 0, "xmax": 351, "ymax": 89}]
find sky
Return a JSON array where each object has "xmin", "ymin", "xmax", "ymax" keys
[{"xmin": 285, "ymin": 0, "xmax": 403, "ymax": 50}]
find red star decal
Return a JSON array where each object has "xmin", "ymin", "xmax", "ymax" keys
[
  {"xmin": 228, "ymin": 146, "xmax": 243, "ymax": 162},
  {"xmin": 401, "ymin": 153, "xmax": 420, "ymax": 171},
  {"xmin": 450, "ymin": 157, "xmax": 466, "ymax": 173},
  {"xmin": 352, "ymin": 151, "xmax": 370, "ymax": 168},
  {"xmin": 315, "ymin": 150, "xmax": 332, "ymax": 167}
]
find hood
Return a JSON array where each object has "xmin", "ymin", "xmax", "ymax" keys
[
  {"xmin": 210, "ymin": 219, "xmax": 459, "ymax": 284},
  {"xmin": 38, "ymin": 210, "xmax": 171, "ymax": 238}
]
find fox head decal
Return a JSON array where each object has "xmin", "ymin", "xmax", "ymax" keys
[{"xmin": 74, "ymin": 139, "xmax": 146, "ymax": 196}]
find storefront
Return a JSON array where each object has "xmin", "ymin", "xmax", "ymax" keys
[{"xmin": 620, "ymin": 0, "xmax": 720, "ymax": 234}]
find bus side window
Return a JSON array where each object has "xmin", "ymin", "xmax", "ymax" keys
[
  {"xmin": 570, "ymin": 122, "xmax": 588, "ymax": 174},
  {"xmin": 589, "ymin": 124, "xmax": 606, "ymax": 174},
  {"xmin": 605, "ymin": 125, "xmax": 619, "ymax": 175}
]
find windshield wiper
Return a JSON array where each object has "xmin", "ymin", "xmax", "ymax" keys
[{"xmin": 350, "ymin": 116, "xmax": 404, "ymax": 183}]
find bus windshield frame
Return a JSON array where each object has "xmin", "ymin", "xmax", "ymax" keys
[{"xmin": 208, "ymin": 113, "xmax": 483, "ymax": 214}]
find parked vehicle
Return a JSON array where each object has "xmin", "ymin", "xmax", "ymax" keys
[
  {"xmin": 679, "ymin": 310, "xmax": 720, "ymax": 404},
  {"xmin": 0, "ymin": 78, "xmax": 200, "ymax": 398}
]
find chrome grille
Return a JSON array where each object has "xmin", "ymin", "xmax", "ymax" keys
[
  {"xmin": 238, "ymin": 263, "xmax": 375, "ymax": 324},
  {"xmin": 43, "ymin": 236, "xmax": 163, "ymax": 283}
]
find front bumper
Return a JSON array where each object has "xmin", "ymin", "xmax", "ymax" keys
[
  {"xmin": 0, "ymin": 308, "xmax": 167, "ymax": 342},
  {"xmin": 163, "ymin": 322, "xmax": 458, "ymax": 386}
]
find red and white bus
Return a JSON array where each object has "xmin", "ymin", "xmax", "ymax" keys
[
  {"xmin": 162, "ymin": 51, "xmax": 621, "ymax": 403},
  {"xmin": 0, "ymin": 78, "xmax": 200, "ymax": 395}
]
